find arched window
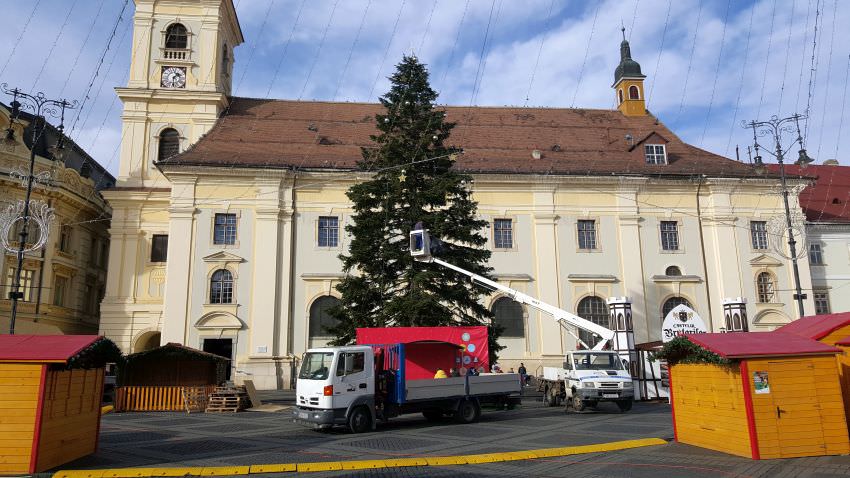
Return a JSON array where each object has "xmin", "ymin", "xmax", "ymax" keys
[
  {"xmin": 492, "ymin": 297, "xmax": 524, "ymax": 338},
  {"xmin": 662, "ymin": 296, "xmax": 691, "ymax": 321},
  {"xmin": 158, "ymin": 128, "xmax": 180, "ymax": 161},
  {"xmin": 629, "ymin": 85, "xmax": 640, "ymax": 100},
  {"xmin": 309, "ymin": 296, "xmax": 341, "ymax": 339},
  {"xmin": 210, "ymin": 269, "xmax": 233, "ymax": 304},
  {"xmin": 757, "ymin": 272, "xmax": 775, "ymax": 303},
  {"xmin": 165, "ymin": 23, "xmax": 188, "ymax": 49},
  {"xmin": 577, "ymin": 296, "xmax": 608, "ymax": 348},
  {"xmin": 617, "ymin": 89, "xmax": 624, "ymax": 104},
  {"xmin": 665, "ymin": 265, "xmax": 682, "ymax": 276}
]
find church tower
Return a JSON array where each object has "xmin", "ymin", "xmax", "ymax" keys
[
  {"xmin": 613, "ymin": 28, "xmax": 646, "ymax": 117},
  {"xmin": 101, "ymin": 0, "xmax": 244, "ymax": 355},
  {"xmin": 114, "ymin": 0, "xmax": 243, "ymax": 187}
]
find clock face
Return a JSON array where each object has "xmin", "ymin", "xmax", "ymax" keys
[{"xmin": 161, "ymin": 66, "xmax": 186, "ymax": 88}]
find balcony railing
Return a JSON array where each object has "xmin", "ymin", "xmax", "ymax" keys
[{"xmin": 162, "ymin": 48, "xmax": 190, "ymax": 61}]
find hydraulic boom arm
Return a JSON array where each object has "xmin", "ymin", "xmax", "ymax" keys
[{"xmin": 410, "ymin": 228, "xmax": 614, "ymax": 350}]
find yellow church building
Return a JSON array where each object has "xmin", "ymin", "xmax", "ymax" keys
[{"xmin": 100, "ymin": 0, "xmax": 812, "ymax": 389}]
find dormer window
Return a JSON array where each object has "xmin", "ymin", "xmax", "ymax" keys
[
  {"xmin": 644, "ymin": 144, "xmax": 667, "ymax": 164},
  {"xmin": 165, "ymin": 24, "xmax": 188, "ymax": 49}
]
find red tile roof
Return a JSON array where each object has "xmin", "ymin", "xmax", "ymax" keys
[
  {"xmin": 767, "ymin": 164, "xmax": 850, "ymax": 223},
  {"xmin": 775, "ymin": 312, "xmax": 850, "ymax": 340},
  {"xmin": 0, "ymin": 335, "xmax": 102, "ymax": 363},
  {"xmin": 687, "ymin": 332, "xmax": 840, "ymax": 359},
  {"xmin": 160, "ymin": 98, "xmax": 762, "ymax": 178}
]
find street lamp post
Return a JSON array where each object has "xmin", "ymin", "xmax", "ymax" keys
[
  {"xmin": 2, "ymin": 84, "xmax": 76, "ymax": 334},
  {"xmin": 744, "ymin": 114, "xmax": 814, "ymax": 318}
]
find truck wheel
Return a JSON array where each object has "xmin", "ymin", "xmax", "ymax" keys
[
  {"xmin": 572, "ymin": 395, "xmax": 585, "ymax": 412},
  {"xmin": 422, "ymin": 409, "xmax": 442, "ymax": 422},
  {"xmin": 454, "ymin": 399, "xmax": 481, "ymax": 424},
  {"xmin": 543, "ymin": 387, "xmax": 555, "ymax": 407},
  {"xmin": 348, "ymin": 406, "xmax": 372, "ymax": 433},
  {"xmin": 617, "ymin": 400, "xmax": 633, "ymax": 412}
]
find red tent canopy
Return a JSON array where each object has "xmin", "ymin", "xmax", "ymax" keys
[
  {"xmin": 357, "ymin": 326, "xmax": 490, "ymax": 379},
  {"xmin": 0, "ymin": 335, "xmax": 102, "ymax": 363}
]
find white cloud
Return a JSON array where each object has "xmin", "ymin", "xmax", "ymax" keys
[{"xmin": 1, "ymin": 0, "xmax": 847, "ymax": 176}]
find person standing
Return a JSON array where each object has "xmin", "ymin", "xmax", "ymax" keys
[{"xmin": 518, "ymin": 363, "xmax": 528, "ymax": 386}]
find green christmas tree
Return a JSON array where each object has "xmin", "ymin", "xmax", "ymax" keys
[{"xmin": 329, "ymin": 55, "xmax": 503, "ymax": 361}]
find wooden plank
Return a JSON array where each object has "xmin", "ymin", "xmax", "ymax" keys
[
  {"xmin": 0, "ymin": 364, "xmax": 44, "ymax": 372},
  {"xmin": 0, "ymin": 400, "xmax": 39, "ymax": 409}
]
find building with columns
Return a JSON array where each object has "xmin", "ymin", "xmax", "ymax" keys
[
  {"xmin": 1, "ymin": 103, "xmax": 114, "ymax": 335},
  {"xmin": 100, "ymin": 0, "xmax": 812, "ymax": 388}
]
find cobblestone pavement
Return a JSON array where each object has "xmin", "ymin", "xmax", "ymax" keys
[{"xmin": 52, "ymin": 396, "xmax": 850, "ymax": 478}]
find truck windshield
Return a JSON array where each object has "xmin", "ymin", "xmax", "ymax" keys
[
  {"xmin": 573, "ymin": 353, "xmax": 623, "ymax": 371},
  {"xmin": 299, "ymin": 352, "xmax": 335, "ymax": 380}
]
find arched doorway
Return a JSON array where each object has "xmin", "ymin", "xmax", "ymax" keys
[{"xmin": 134, "ymin": 331, "xmax": 161, "ymax": 352}]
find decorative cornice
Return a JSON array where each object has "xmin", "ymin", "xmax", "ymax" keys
[
  {"xmin": 567, "ymin": 274, "xmax": 618, "ymax": 283},
  {"xmin": 651, "ymin": 274, "xmax": 702, "ymax": 283}
]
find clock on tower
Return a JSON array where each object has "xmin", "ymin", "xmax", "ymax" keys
[{"xmin": 161, "ymin": 66, "xmax": 186, "ymax": 89}]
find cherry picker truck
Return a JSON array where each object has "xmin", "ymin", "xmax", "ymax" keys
[{"xmin": 409, "ymin": 226, "xmax": 634, "ymax": 412}]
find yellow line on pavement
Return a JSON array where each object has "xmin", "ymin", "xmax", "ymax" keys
[{"xmin": 52, "ymin": 437, "xmax": 666, "ymax": 478}]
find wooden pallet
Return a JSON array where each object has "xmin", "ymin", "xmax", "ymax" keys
[
  {"xmin": 181, "ymin": 387, "xmax": 209, "ymax": 414},
  {"xmin": 205, "ymin": 394, "xmax": 244, "ymax": 413}
]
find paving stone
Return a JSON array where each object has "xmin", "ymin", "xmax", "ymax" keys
[
  {"xmin": 100, "ymin": 430, "xmax": 177, "ymax": 443},
  {"xmin": 141, "ymin": 438, "xmax": 258, "ymax": 455},
  {"xmin": 341, "ymin": 436, "xmax": 443, "ymax": 452}
]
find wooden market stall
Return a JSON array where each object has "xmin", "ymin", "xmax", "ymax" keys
[
  {"xmin": 114, "ymin": 343, "xmax": 228, "ymax": 412},
  {"xmin": 0, "ymin": 335, "xmax": 121, "ymax": 475},
  {"xmin": 777, "ymin": 312, "xmax": 850, "ymax": 421},
  {"xmin": 663, "ymin": 333, "xmax": 850, "ymax": 460}
]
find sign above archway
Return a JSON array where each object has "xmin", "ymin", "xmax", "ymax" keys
[{"xmin": 662, "ymin": 304, "xmax": 707, "ymax": 342}]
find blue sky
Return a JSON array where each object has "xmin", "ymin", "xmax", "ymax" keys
[{"xmin": 1, "ymin": 0, "xmax": 848, "ymax": 176}]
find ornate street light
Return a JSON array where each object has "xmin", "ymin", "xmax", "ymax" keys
[
  {"xmin": 743, "ymin": 114, "xmax": 813, "ymax": 318},
  {"xmin": 1, "ymin": 84, "xmax": 76, "ymax": 334}
]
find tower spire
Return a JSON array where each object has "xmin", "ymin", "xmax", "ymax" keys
[{"xmin": 612, "ymin": 30, "xmax": 647, "ymax": 117}]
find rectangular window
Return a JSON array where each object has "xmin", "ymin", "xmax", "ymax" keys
[
  {"xmin": 493, "ymin": 219, "xmax": 513, "ymax": 249},
  {"xmin": 59, "ymin": 225, "xmax": 72, "ymax": 253},
  {"xmin": 660, "ymin": 221, "xmax": 679, "ymax": 251},
  {"xmin": 53, "ymin": 276, "xmax": 68, "ymax": 307},
  {"xmin": 336, "ymin": 352, "xmax": 365, "ymax": 376},
  {"xmin": 90, "ymin": 239, "xmax": 100, "ymax": 266},
  {"xmin": 6, "ymin": 267, "xmax": 35, "ymax": 302},
  {"xmin": 100, "ymin": 243, "xmax": 109, "ymax": 267},
  {"xmin": 151, "ymin": 235, "xmax": 168, "ymax": 262},
  {"xmin": 318, "ymin": 216, "xmax": 339, "ymax": 247},
  {"xmin": 809, "ymin": 243, "xmax": 824, "ymax": 265},
  {"xmin": 214, "ymin": 213, "xmax": 237, "ymax": 245},
  {"xmin": 814, "ymin": 291, "xmax": 830, "ymax": 315},
  {"xmin": 577, "ymin": 220, "xmax": 597, "ymax": 250},
  {"xmin": 750, "ymin": 221, "xmax": 768, "ymax": 250},
  {"xmin": 644, "ymin": 144, "xmax": 667, "ymax": 164}
]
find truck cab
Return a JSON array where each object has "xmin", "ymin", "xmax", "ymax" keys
[
  {"xmin": 294, "ymin": 346, "xmax": 376, "ymax": 432},
  {"xmin": 542, "ymin": 350, "xmax": 634, "ymax": 412}
]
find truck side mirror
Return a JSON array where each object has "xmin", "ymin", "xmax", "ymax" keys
[
  {"xmin": 344, "ymin": 353, "xmax": 355, "ymax": 375},
  {"xmin": 563, "ymin": 361, "xmax": 572, "ymax": 370}
]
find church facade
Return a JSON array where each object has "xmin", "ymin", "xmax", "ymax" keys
[{"xmin": 100, "ymin": 0, "xmax": 813, "ymax": 389}]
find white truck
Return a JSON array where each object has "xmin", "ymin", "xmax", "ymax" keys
[
  {"xmin": 293, "ymin": 343, "xmax": 522, "ymax": 433},
  {"xmin": 409, "ymin": 226, "xmax": 634, "ymax": 412}
]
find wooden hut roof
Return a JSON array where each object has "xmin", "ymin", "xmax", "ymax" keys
[
  {"xmin": 0, "ymin": 335, "xmax": 102, "ymax": 363},
  {"xmin": 775, "ymin": 312, "xmax": 850, "ymax": 340},
  {"xmin": 687, "ymin": 332, "xmax": 840, "ymax": 359},
  {"xmin": 125, "ymin": 343, "xmax": 229, "ymax": 362}
]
